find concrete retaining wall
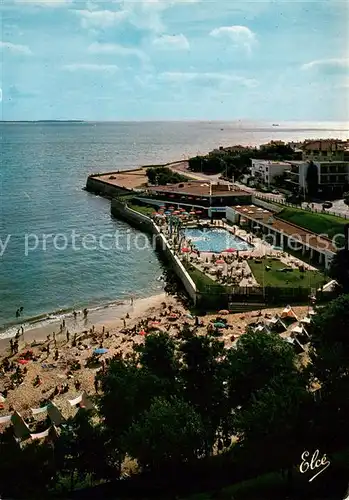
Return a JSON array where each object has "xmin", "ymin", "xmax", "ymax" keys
[
  {"xmin": 252, "ymin": 196, "xmax": 283, "ymax": 213},
  {"xmin": 111, "ymin": 199, "xmax": 197, "ymax": 303},
  {"xmin": 86, "ymin": 176, "xmax": 132, "ymax": 198}
]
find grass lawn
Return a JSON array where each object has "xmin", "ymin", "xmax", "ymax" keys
[
  {"xmin": 128, "ymin": 202, "xmax": 156, "ymax": 218},
  {"xmin": 185, "ymin": 265, "xmax": 227, "ymax": 293},
  {"xmin": 248, "ymin": 258, "xmax": 327, "ymax": 289},
  {"xmin": 277, "ymin": 207, "xmax": 347, "ymax": 240}
]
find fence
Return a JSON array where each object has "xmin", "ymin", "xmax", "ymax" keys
[
  {"xmin": 254, "ymin": 193, "xmax": 349, "ymax": 219},
  {"xmin": 197, "ymin": 283, "xmax": 328, "ymax": 309}
]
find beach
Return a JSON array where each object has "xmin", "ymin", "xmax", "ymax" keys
[{"xmin": 0, "ymin": 290, "xmax": 309, "ymax": 428}]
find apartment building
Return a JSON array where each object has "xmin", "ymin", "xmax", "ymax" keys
[
  {"xmin": 285, "ymin": 140, "xmax": 349, "ymax": 197},
  {"xmin": 250, "ymin": 159, "xmax": 291, "ymax": 186}
]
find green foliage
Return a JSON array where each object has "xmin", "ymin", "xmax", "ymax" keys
[
  {"xmin": 308, "ymin": 295, "xmax": 349, "ymax": 450},
  {"xmin": 248, "ymin": 258, "xmax": 326, "ymax": 289},
  {"xmin": 188, "ymin": 144, "xmax": 300, "ymax": 180},
  {"xmin": 2, "ymin": 295, "xmax": 349, "ymax": 498},
  {"xmin": 123, "ymin": 396, "xmax": 206, "ymax": 471},
  {"xmin": 329, "ymin": 249, "xmax": 349, "ymax": 293},
  {"xmin": 277, "ymin": 206, "xmax": 347, "ymax": 241},
  {"xmin": 146, "ymin": 166, "xmax": 187, "ymax": 185}
]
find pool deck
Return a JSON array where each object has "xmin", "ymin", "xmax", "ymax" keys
[{"xmin": 165, "ymin": 220, "xmax": 318, "ymax": 288}]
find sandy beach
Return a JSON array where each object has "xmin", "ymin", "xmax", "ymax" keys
[{"xmin": 0, "ymin": 289, "xmax": 309, "ymax": 432}]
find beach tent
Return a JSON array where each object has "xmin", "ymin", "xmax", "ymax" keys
[
  {"xmin": 80, "ymin": 392, "xmax": 94, "ymax": 411},
  {"xmin": 253, "ymin": 323, "xmax": 271, "ymax": 334},
  {"xmin": 31, "ymin": 405, "xmax": 49, "ymax": 415},
  {"xmin": 267, "ymin": 316, "xmax": 287, "ymax": 333},
  {"xmin": 47, "ymin": 402, "xmax": 65, "ymax": 426},
  {"xmin": 68, "ymin": 394, "xmax": 83, "ymax": 407},
  {"xmin": 11, "ymin": 411, "xmax": 31, "ymax": 440},
  {"xmin": 30, "ymin": 427, "xmax": 51, "ymax": 440},
  {"xmin": 291, "ymin": 325, "xmax": 304, "ymax": 335},
  {"xmin": 0, "ymin": 414, "xmax": 12, "ymax": 424},
  {"xmin": 280, "ymin": 305, "xmax": 298, "ymax": 321}
]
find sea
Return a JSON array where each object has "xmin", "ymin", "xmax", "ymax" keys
[{"xmin": 0, "ymin": 120, "xmax": 348, "ymax": 338}]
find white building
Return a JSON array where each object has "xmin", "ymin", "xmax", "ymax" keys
[{"xmin": 250, "ymin": 159, "xmax": 291, "ymax": 186}]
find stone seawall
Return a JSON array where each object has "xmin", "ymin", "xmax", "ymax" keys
[
  {"xmin": 86, "ymin": 176, "xmax": 131, "ymax": 198},
  {"xmin": 111, "ymin": 199, "xmax": 197, "ymax": 303}
]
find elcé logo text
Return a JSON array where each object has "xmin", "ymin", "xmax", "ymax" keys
[{"xmin": 299, "ymin": 449, "xmax": 330, "ymax": 482}]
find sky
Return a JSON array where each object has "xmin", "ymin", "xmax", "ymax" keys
[{"xmin": 0, "ymin": 0, "xmax": 348, "ymax": 121}]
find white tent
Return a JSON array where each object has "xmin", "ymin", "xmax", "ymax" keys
[
  {"xmin": 0, "ymin": 414, "xmax": 12, "ymax": 424},
  {"xmin": 291, "ymin": 325, "xmax": 304, "ymax": 335},
  {"xmin": 280, "ymin": 305, "xmax": 298, "ymax": 321},
  {"xmin": 31, "ymin": 405, "xmax": 49, "ymax": 415},
  {"xmin": 300, "ymin": 316, "xmax": 311, "ymax": 325}
]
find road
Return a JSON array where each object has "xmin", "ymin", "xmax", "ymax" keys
[{"xmin": 169, "ymin": 162, "xmax": 349, "ymax": 219}]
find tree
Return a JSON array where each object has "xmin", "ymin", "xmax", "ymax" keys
[
  {"xmin": 179, "ymin": 333, "xmax": 228, "ymax": 454},
  {"xmin": 53, "ymin": 409, "xmax": 115, "ymax": 491},
  {"xmin": 308, "ymin": 295, "xmax": 349, "ymax": 451},
  {"xmin": 136, "ymin": 331, "xmax": 179, "ymax": 382},
  {"xmin": 329, "ymin": 249, "xmax": 349, "ymax": 293},
  {"xmin": 306, "ymin": 161, "xmax": 319, "ymax": 198},
  {"xmin": 146, "ymin": 167, "xmax": 186, "ymax": 185},
  {"xmin": 226, "ymin": 330, "xmax": 300, "ymax": 408},
  {"xmin": 122, "ymin": 396, "xmax": 206, "ymax": 473}
]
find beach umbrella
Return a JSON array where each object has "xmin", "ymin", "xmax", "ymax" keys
[
  {"xmin": 196, "ymin": 210, "xmax": 203, "ymax": 214},
  {"xmin": 18, "ymin": 359, "xmax": 29, "ymax": 365},
  {"xmin": 182, "ymin": 211, "xmax": 189, "ymax": 215},
  {"xmin": 181, "ymin": 247, "xmax": 190, "ymax": 253},
  {"xmin": 165, "ymin": 211, "xmax": 171, "ymax": 215},
  {"xmin": 216, "ymin": 259, "xmax": 225, "ymax": 264},
  {"xmin": 149, "ymin": 321, "xmax": 161, "ymax": 327},
  {"xmin": 189, "ymin": 211, "xmax": 196, "ymax": 215},
  {"xmin": 169, "ymin": 206, "xmax": 175, "ymax": 209},
  {"xmin": 225, "ymin": 248, "xmax": 236, "ymax": 253},
  {"xmin": 173, "ymin": 210, "xmax": 181, "ymax": 214},
  {"xmin": 214, "ymin": 322, "xmax": 226, "ymax": 328},
  {"xmin": 160, "ymin": 205, "xmax": 165, "ymax": 209},
  {"xmin": 94, "ymin": 348, "xmax": 109, "ymax": 355},
  {"xmin": 179, "ymin": 207, "xmax": 185, "ymax": 211}
]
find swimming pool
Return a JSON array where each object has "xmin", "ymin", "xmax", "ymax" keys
[{"xmin": 183, "ymin": 227, "xmax": 254, "ymax": 253}]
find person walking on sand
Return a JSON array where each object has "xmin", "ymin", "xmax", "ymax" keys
[
  {"xmin": 73, "ymin": 310, "xmax": 77, "ymax": 321},
  {"xmin": 123, "ymin": 318, "xmax": 126, "ymax": 328},
  {"xmin": 130, "ymin": 296, "xmax": 134, "ymax": 306},
  {"xmin": 62, "ymin": 319, "xmax": 65, "ymax": 329},
  {"xmin": 66, "ymin": 330, "xmax": 70, "ymax": 342},
  {"xmin": 9, "ymin": 339, "xmax": 14, "ymax": 355}
]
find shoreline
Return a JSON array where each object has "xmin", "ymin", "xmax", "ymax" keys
[{"xmin": 0, "ymin": 292, "xmax": 167, "ymax": 355}]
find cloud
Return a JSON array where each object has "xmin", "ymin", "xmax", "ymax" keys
[
  {"xmin": 88, "ymin": 42, "xmax": 146, "ymax": 61},
  {"xmin": 75, "ymin": 9, "xmax": 127, "ymax": 29},
  {"xmin": 159, "ymin": 71, "xmax": 258, "ymax": 88},
  {"xmin": 13, "ymin": 0, "xmax": 71, "ymax": 6},
  {"xmin": 302, "ymin": 58, "xmax": 349, "ymax": 71},
  {"xmin": 210, "ymin": 25, "xmax": 256, "ymax": 52},
  {"xmin": 152, "ymin": 34, "xmax": 190, "ymax": 50},
  {"xmin": 0, "ymin": 41, "xmax": 32, "ymax": 55},
  {"xmin": 62, "ymin": 64, "xmax": 119, "ymax": 72}
]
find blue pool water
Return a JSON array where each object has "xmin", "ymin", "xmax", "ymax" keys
[{"xmin": 183, "ymin": 228, "xmax": 254, "ymax": 253}]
